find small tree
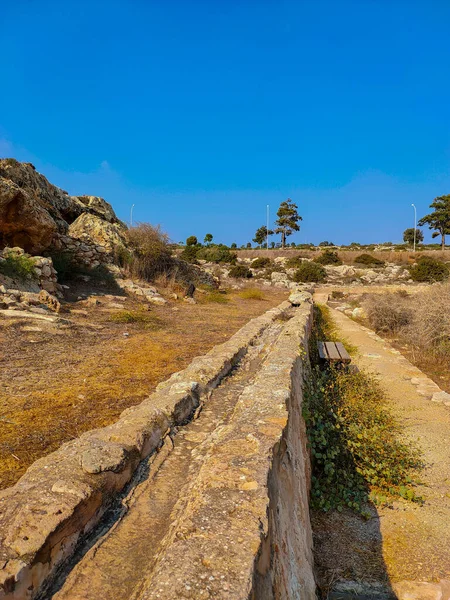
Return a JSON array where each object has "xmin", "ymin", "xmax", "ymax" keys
[
  {"xmin": 418, "ymin": 195, "xmax": 450, "ymax": 250},
  {"xmin": 246, "ymin": 242, "xmax": 252, "ymax": 249},
  {"xmin": 186, "ymin": 236, "xmax": 198, "ymax": 246},
  {"xmin": 270, "ymin": 241, "xmax": 275, "ymax": 249},
  {"xmin": 204, "ymin": 233, "xmax": 213, "ymax": 245},
  {"xmin": 253, "ymin": 225, "xmax": 274, "ymax": 246},
  {"xmin": 231, "ymin": 242, "xmax": 237, "ymax": 249},
  {"xmin": 319, "ymin": 240, "xmax": 334, "ymax": 247},
  {"xmin": 403, "ymin": 228, "xmax": 424, "ymax": 246},
  {"xmin": 274, "ymin": 199, "xmax": 302, "ymax": 247}
]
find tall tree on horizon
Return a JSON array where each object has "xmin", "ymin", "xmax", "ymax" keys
[
  {"xmin": 418, "ymin": 195, "xmax": 450, "ymax": 250},
  {"xmin": 403, "ymin": 228, "xmax": 424, "ymax": 246},
  {"xmin": 275, "ymin": 199, "xmax": 302, "ymax": 247}
]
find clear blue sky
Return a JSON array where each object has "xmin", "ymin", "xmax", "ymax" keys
[{"xmin": 1, "ymin": 0, "xmax": 449, "ymax": 245}]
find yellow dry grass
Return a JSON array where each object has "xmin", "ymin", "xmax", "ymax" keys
[{"xmin": 0, "ymin": 288, "xmax": 287, "ymax": 489}]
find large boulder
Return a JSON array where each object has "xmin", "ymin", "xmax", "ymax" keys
[
  {"xmin": 0, "ymin": 159, "xmax": 125, "ymax": 255},
  {"xmin": 68, "ymin": 213, "xmax": 127, "ymax": 249},
  {"xmin": 0, "ymin": 178, "xmax": 57, "ymax": 253}
]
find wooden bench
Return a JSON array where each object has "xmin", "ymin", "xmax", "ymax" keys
[{"xmin": 318, "ymin": 341, "xmax": 351, "ymax": 365}]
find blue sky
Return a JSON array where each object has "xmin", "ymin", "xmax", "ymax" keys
[{"xmin": 1, "ymin": 0, "xmax": 449, "ymax": 245}]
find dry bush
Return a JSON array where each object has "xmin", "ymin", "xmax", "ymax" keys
[
  {"xmin": 404, "ymin": 283, "xmax": 450, "ymax": 357},
  {"xmin": 362, "ymin": 293, "xmax": 413, "ymax": 334},
  {"xmin": 126, "ymin": 223, "xmax": 173, "ymax": 281}
]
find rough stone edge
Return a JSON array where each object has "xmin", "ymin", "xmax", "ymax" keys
[
  {"xmin": 0, "ymin": 300, "xmax": 291, "ymax": 600},
  {"xmin": 134, "ymin": 303, "xmax": 316, "ymax": 600}
]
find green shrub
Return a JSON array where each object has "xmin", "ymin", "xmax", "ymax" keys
[
  {"xmin": 354, "ymin": 253, "xmax": 385, "ymax": 267},
  {"xmin": 179, "ymin": 244, "xmax": 200, "ymax": 263},
  {"xmin": 285, "ymin": 253, "xmax": 309, "ymax": 268},
  {"xmin": 292, "ymin": 262, "xmax": 326, "ymax": 283},
  {"xmin": 315, "ymin": 250, "xmax": 342, "ymax": 265},
  {"xmin": 196, "ymin": 245, "xmax": 237, "ymax": 264},
  {"xmin": 0, "ymin": 251, "xmax": 37, "ymax": 280},
  {"xmin": 228, "ymin": 264, "xmax": 253, "ymax": 278},
  {"xmin": 251, "ymin": 256, "xmax": 272, "ymax": 269},
  {"xmin": 408, "ymin": 256, "xmax": 449, "ymax": 282}
]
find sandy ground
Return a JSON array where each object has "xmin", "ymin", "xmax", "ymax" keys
[{"xmin": 313, "ymin": 293, "xmax": 450, "ymax": 587}]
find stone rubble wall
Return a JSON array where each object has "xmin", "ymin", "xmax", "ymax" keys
[
  {"xmin": 136, "ymin": 302, "xmax": 316, "ymax": 600},
  {"xmin": 51, "ymin": 234, "xmax": 114, "ymax": 269},
  {"xmin": 0, "ymin": 301, "xmax": 297, "ymax": 600},
  {"xmin": 0, "ymin": 248, "xmax": 60, "ymax": 309}
]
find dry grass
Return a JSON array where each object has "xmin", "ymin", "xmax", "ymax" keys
[
  {"xmin": 363, "ymin": 293, "xmax": 413, "ymax": 334},
  {"xmin": 361, "ymin": 284, "xmax": 450, "ymax": 392},
  {"xmin": 238, "ymin": 288, "xmax": 265, "ymax": 300},
  {"xmin": 0, "ymin": 287, "xmax": 287, "ymax": 490}
]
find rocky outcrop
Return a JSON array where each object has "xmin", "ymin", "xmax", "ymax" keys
[
  {"xmin": 0, "ymin": 159, "xmax": 126, "ymax": 258},
  {"xmin": 68, "ymin": 213, "xmax": 127, "ymax": 250}
]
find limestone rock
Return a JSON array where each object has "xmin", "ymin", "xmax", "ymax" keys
[
  {"xmin": 289, "ymin": 291, "xmax": 313, "ymax": 306},
  {"xmin": 0, "ymin": 159, "xmax": 125, "ymax": 256},
  {"xmin": 68, "ymin": 213, "xmax": 127, "ymax": 250},
  {"xmin": 0, "ymin": 177, "xmax": 57, "ymax": 253}
]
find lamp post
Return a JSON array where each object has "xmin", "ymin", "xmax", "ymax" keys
[
  {"xmin": 130, "ymin": 204, "xmax": 135, "ymax": 228},
  {"xmin": 266, "ymin": 204, "xmax": 269, "ymax": 250},
  {"xmin": 411, "ymin": 203, "xmax": 417, "ymax": 252}
]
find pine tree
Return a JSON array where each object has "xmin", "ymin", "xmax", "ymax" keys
[{"xmin": 274, "ymin": 199, "xmax": 302, "ymax": 247}]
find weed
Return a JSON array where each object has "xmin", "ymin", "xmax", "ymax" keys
[
  {"xmin": 305, "ymin": 306, "xmax": 422, "ymax": 514},
  {"xmin": 203, "ymin": 290, "xmax": 229, "ymax": 303},
  {"xmin": 238, "ymin": 288, "xmax": 265, "ymax": 300},
  {"xmin": 0, "ymin": 251, "xmax": 36, "ymax": 280},
  {"xmin": 109, "ymin": 310, "xmax": 164, "ymax": 328}
]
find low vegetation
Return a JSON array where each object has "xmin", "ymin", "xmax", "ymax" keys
[
  {"xmin": 408, "ymin": 255, "xmax": 449, "ymax": 282},
  {"xmin": 202, "ymin": 289, "xmax": 230, "ymax": 303},
  {"xmin": 305, "ymin": 306, "xmax": 422, "ymax": 514},
  {"xmin": 228, "ymin": 264, "xmax": 253, "ymax": 278},
  {"xmin": 251, "ymin": 256, "xmax": 272, "ymax": 269},
  {"xmin": 0, "ymin": 251, "xmax": 36, "ymax": 281},
  {"xmin": 238, "ymin": 288, "xmax": 265, "ymax": 300},
  {"xmin": 285, "ymin": 253, "xmax": 308, "ymax": 268},
  {"xmin": 109, "ymin": 310, "xmax": 164, "ymax": 329},
  {"xmin": 354, "ymin": 253, "xmax": 385, "ymax": 267},
  {"xmin": 292, "ymin": 261, "xmax": 327, "ymax": 283},
  {"xmin": 315, "ymin": 249, "xmax": 342, "ymax": 265}
]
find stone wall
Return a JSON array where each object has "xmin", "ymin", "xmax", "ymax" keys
[
  {"xmin": 0, "ymin": 248, "xmax": 59, "ymax": 295},
  {"xmin": 2, "ymin": 301, "xmax": 317, "ymax": 599}
]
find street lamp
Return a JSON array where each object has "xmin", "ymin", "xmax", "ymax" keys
[
  {"xmin": 266, "ymin": 205, "xmax": 269, "ymax": 250},
  {"xmin": 130, "ymin": 204, "xmax": 135, "ymax": 228},
  {"xmin": 411, "ymin": 203, "xmax": 417, "ymax": 252}
]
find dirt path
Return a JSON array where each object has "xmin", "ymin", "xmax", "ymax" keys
[
  {"xmin": 313, "ymin": 293, "xmax": 450, "ymax": 597},
  {"xmin": 44, "ymin": 316, "xmax": 288, "ymax": 599}
]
